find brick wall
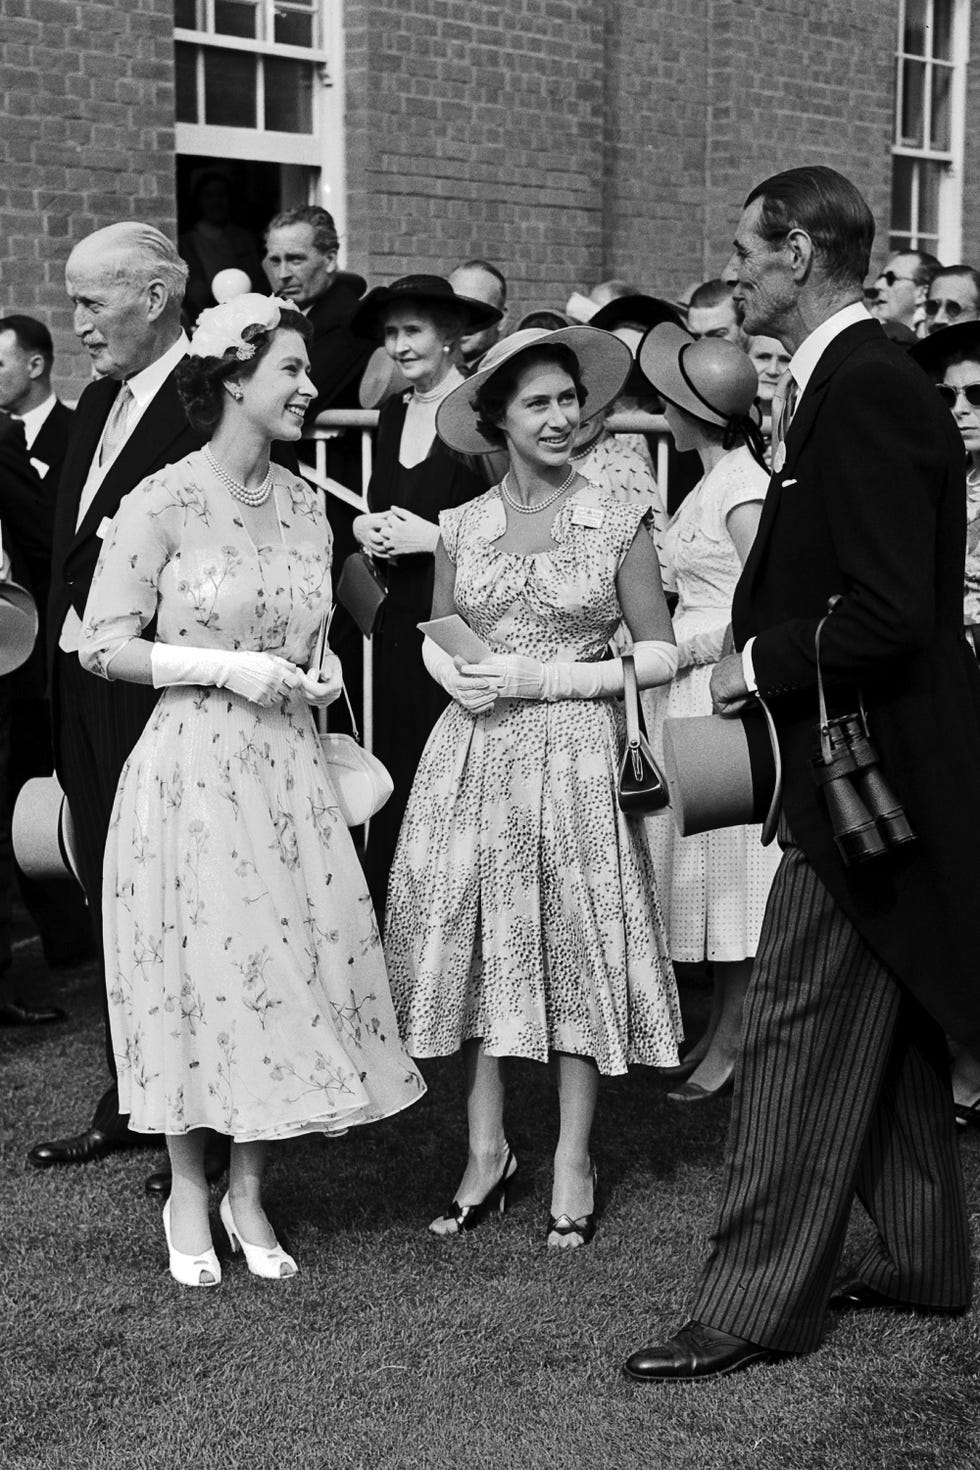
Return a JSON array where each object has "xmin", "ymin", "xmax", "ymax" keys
[
  {"xmin": 960, "ymin": 13, "xmax": 980, "ymax": 260},
  {"xmin": 0, "ymin": 0, "xmax": 177, "ymax": 400}
]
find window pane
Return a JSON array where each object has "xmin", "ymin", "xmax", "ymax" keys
[
  {"xmin": 891, "ymin": 156, "xmax": 914, "ymax": 236},
  {"xmin": 932, "ymin": 0, "xmax": 954, "ymax": 60},
  {"xmin": 174, "ymin": 0, "xmax": 198, "ymax": 29},
  {"xmin": 263, "ymin": 56, "xmax": 313, "ymax": 132},
  {"xmin": 175, "ymin": 43, "xmax": 198, "ymax": 123},
  {"xmin": 901, "ymin": 58, "xmax": 925, "ymax": 146},
  {"xmin": 917, "ymin": 160, "xmax": 942, "ymax": 237},
  {"xmin": 204, "ymin": 49, "xmax": 257, "ymax": 127},
  {"xmin": 274, "ymin": 9, "xmax": 315, "ymax": 47},
  {"xmin": 903, "ymin": 0, "xmax": 927, "ymax": 54},
  {"xmin": 931, "ymin": 64, "xmax": 952, "ymax": 150},
  {"xmin": 214, "ymin": 0, "xmax": 257, "ymax": 39}
]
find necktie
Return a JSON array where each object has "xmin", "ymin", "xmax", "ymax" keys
[
  {"xmin": 98, "ymin": 382, "xmax": 134, "ymax": 466},
  {"xmin": 770, "ymin": 369, "xmax": 797, "ymax": 472}
]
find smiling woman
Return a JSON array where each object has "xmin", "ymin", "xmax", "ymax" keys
[{"xmin": 75, "ymin": 293, "xmax": 425, "ymax": 1290}]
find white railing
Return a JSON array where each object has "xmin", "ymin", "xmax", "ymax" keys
[{"xmin": 299, "ymin": 409, "xmax": 675, "ymax": 751}]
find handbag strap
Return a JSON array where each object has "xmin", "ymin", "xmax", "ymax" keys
[
  {"xmin": 313, "ymin": 605, "xmax": 361, "ymax": 745},
  {"xmin": 623, "ymin": 651, "xmax": 641, "ymax": 745}
]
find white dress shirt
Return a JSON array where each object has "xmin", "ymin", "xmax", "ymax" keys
[{"xmin": 741, "ymin": 302, "xmax": 872, "ymax": 693}]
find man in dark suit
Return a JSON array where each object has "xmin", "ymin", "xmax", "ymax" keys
[
  {"xmin": 27, "ymin": 222, "xmax": 206, "ymax": 1170},
  {"xmin": 0, "ymin": 316, "xmax": 92, "ymax": 974},
  {"xmin": 626, "ymin": 167, "xmax": 980, "ymax": 1381}
]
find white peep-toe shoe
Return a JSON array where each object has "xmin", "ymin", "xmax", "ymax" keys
[
  {"xmin": 219, "ymin": 1193, "xmax": 298, "ymax": 1279},
  {"xmin": 161, "ymin": 1198, "xmax": 221, "ymax": 1287}
]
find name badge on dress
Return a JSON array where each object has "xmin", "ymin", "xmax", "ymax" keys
[{"xmin": 570, "ymin": 503, "xmax": 604, "ymax": 529}]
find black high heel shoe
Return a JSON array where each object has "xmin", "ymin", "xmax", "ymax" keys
[
  {"xmin": 546, "ymin": 1164, "xmax": 598, "ymax": 1249},
  {"xmin": 429, "ymin": 1146, "xmax": 518, "ymax": 1236}
]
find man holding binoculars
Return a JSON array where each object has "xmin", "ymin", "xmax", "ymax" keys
[{"xmin": 627, "ymin": 166, "xmax": 980, "ymax": 1383}]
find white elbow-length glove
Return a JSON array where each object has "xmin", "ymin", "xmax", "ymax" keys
[
  {"xmin": 421, "ymin": 635, "xmax": 499, "ymax": 714},
  {"xmin": 150, "ymin": 643, "xmax": 304, "ymax": 707},
  {"xmin": 463, "ymin": 639, "xmax": 678, "ymax": 701},
  {"xmin": 676, "ymin": 622, "xmax": 729, "ymax": 670}
]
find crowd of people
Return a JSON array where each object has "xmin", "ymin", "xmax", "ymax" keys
[{"xmin": 0, "ymin": 164, "xmax": 978, "ymax": 1381}]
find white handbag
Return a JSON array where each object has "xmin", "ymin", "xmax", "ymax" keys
[{"xmin": 312, "ymin": 609, "xmax": 393, "ymax": 828}]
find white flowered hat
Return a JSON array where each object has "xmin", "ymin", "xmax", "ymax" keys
[{"xmin": 188, "ymin": 293, "xmax": 291, "ymax": 361}]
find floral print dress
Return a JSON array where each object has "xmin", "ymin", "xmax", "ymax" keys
[
  {"xmin": 79, "ymin": 451, "xmax": 424, "ymax": 1141},
  {"xmin": 384, "ymin": 483, "xmax": 682, "ymax": 1076}
]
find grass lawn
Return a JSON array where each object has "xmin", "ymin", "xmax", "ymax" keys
[{"xmin": 2, "ymin": 947, "xmax": 978, "ymax": 1470}]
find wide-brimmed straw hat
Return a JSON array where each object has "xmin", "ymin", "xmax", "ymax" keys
[
  {"xmin": 435, "ymin": 325, "xmax": 632, "ymax": 455},
  {"xmin": 662, "ymin": 700, "xmax": 782, "ymax": 847},
  {"xmin": 350, "ymin": 274, "xmax": 503, "ymax": 342},
  {"xmin": 907, "ymin": 319, "xmax": 980, "ymax": 377},
  {"xmin": 638, "ymin": 321, "xmax": 759, "ymax": 428}
]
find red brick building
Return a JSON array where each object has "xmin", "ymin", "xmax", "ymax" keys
[{"xmin": 1, "ymin": 0, "xmax": 975, "ymax": 397}]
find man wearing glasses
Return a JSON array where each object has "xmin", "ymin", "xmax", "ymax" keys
[
  {"xmin": 923, "ymin": 265, "xmax": 980, "ymax": 336},
  {"xmin": 871, "ymin": 249, "xmax": 942, "ymax": 332}
]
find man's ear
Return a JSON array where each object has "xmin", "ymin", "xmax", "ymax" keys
[{"xmin": 785, "ymin": 228, "xmax": 814, "ymax": 282}]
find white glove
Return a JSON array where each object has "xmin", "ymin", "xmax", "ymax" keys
[
  {"xmin": 150, "ymin": 643, "xmax": 304, "ymax": 707},
  {"xmin": 297, "ymin": 651, "xmax": 343, "ymax": 708},
  {"xmin": 465, "ymin": 640, "xmax": 678, "ymax": 701},
  {"xmin": 676, "ymin": 623, "xmax": 729, "ymax": 670},
  {"xmin": 422, "ymin": 635, "xmax": 498, "ymax": 714}
]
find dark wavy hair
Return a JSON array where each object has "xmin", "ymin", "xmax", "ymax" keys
[
  {"xmin": 175, "ymin": 307, "xmax": 312, "ymax": 433},
  {"xmin": 473, "ymin": 343, "xmax": 587, "ymax": 446}
]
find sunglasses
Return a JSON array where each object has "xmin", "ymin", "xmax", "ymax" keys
[
  {"xmin": 878, "ymin": 271, "xmax": 917, "ymax": 288},
  {"xmin": 936, "ymin": 382, "xmax": 980, "ymax": 409},
  {"xmin": 924, "ymin": 298, "xmax": 971, "ymax": 319}
]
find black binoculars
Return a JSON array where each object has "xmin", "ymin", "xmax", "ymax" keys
[{"xmin": 811, "ymin": 711, "xmax": 916, "ymax": 866}]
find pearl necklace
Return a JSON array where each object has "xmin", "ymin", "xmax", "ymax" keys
[
  {"xmin": 501, "ymin": 467, "xmax": 576, "ymax": 515},
  {"xmin": 204, "ymin": 445, "xmax": 274, "ymax": 507}
]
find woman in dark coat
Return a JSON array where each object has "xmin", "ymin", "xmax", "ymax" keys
[{"xmin": 350, "ymin": 276, "xmax": 501, "ymax": 913}]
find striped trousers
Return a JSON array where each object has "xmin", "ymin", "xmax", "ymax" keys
[{"xmin": 689, "ymin": 839, "xmax": 971, "ymax": 1354}]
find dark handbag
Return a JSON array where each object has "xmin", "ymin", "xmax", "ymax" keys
[
  {"xmin": 618, "ymin": 652, "xmax": 669, "ymax": 814},
  {"xmin": 336, "ymin": 550, "xmax": 387, "ymax": 638}
]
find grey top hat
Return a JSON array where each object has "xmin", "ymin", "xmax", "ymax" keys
[
  {"xmin": 662, "ymin": 701, "xmax": 783, "ymax": 847},
  {"xmin": 435, "ymin": 325, "xmax": 632, "ymax": 455}
]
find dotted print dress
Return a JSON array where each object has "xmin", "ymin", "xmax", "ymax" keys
[
  {"xmin": 79, "ymin": 452, "xmax": 425, "ymax": 1141},
  {"xmin": 384, "ymin": 483, "xmax": 682, "ymax": 1076},
  {"xmin": 642, "ymin": 446, "xmax": 782, "ymax": 962}
]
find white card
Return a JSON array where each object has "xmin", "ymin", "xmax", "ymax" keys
[{"xmin": 417, "ymin": 614, "xmax": 491, "ymax": 663}]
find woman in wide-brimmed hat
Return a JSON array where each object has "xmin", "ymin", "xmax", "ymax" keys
[
  {"xmin": 636, "ymin": 320, "xmax": 781, "ymax": 1105},
  {"xmin": 385, "ymin": 325, "xmax": 683, "ymax": 1249},
  {"xmin": 348, "ymin": 276, "xmax": 502, "ymax": 913},
  {"xmin": 909, "ymin": 319, "xmax": 980, "ymax": 1131}
]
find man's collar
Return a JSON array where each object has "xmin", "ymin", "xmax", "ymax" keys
[
  {"xmin": 125, "ymin": 332, "xmax": 189, "ymax": 408},
  {"xmin": 789, "ymin": 303, "xmax": 872, "ymax": 396},
  {"xmin": 17, "ymin": 393, "xmax": 57, "ymax": 449}
]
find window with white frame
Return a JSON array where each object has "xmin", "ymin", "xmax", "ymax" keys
[
  {"xmin": 174, "ymin": 0, "xmax": 345, "ymax": 228},
  {"xmin": 890, "ymin": 0, "xmax": 970, "ymax": 261}
]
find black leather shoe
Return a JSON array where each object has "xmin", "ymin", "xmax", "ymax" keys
[
  {"xmin": 0, "ymin": 999, "xmax": 65, "ymax": 1026},
  {"xmin": 28, "ymin": 1127, "xmax": 129, "ymax": 1168},
  {"xmin": 828, "ymin": 1277, "xmax": 966, "ymax": 1316},
  {"xmin": 623, "ymin": 1320, "xmax": 777, "ymax": 1382},
  {"xmin": 144, "ymin": 1149, "xmax": 231, "ymax": 1199}
]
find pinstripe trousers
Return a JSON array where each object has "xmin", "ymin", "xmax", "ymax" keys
[
  {"xmin": 55, "ymin": 650, "xmax": 159, "ymax": 1131},
  {"xmin": 689, "ymin": 838, "xmax": 971, "ymax": 1354}
]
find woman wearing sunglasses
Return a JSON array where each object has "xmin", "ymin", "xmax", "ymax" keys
[{"xmin": 910, "ymin": 320, "xmax": 980, "ymax": 1134}]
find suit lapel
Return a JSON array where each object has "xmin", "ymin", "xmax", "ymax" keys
[
  {"xmin": 72, "ymin": 374, "xmax": 189, "ymax": 547},
  {"xmin": 52, "ymin": 378, "xmax": 116, "ymax": 567}
]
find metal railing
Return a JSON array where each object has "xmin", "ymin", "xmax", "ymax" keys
[{"xmin": 299, "ymin": 409, "xmax": 675, "ymax": 752}]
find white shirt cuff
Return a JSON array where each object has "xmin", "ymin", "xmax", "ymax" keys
[{"xmin": 741, "ymin": 637, "xmax": 758, "ymax": 694}]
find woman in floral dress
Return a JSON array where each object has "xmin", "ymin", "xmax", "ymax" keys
[
  {"xmin": 385, "ymin": 326, "xmax": 682, "ymax": 1249},
  {"xmin": 80, "ymin": 296, "xmax": 424, "ymax": 1288}
]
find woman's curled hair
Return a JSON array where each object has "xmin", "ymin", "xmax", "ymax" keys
[
  {"xmin": 176, "ymin": 306, "xmax": 312, "ymax": 434},
  {"xmin": 473, "ymin": 344, "xmax": 587, "ymax": 446}
]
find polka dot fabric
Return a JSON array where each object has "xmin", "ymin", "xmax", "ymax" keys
[{"xmin": 384, "ymin": 485, "xmax": 682, "ymax": 1075}]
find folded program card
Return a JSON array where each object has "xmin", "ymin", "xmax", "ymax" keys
[{"xmin": 417, "ymin": 615, "xmax": 492, "ymax": 663}]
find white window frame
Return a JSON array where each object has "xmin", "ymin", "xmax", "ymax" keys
[
  {"xmin": 174, "ymin": 0, "xmax": 347, "ymax": 248},
  {"xmin": 890, "ymin": 0, "xmax": 970, "ymax": 261}
]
